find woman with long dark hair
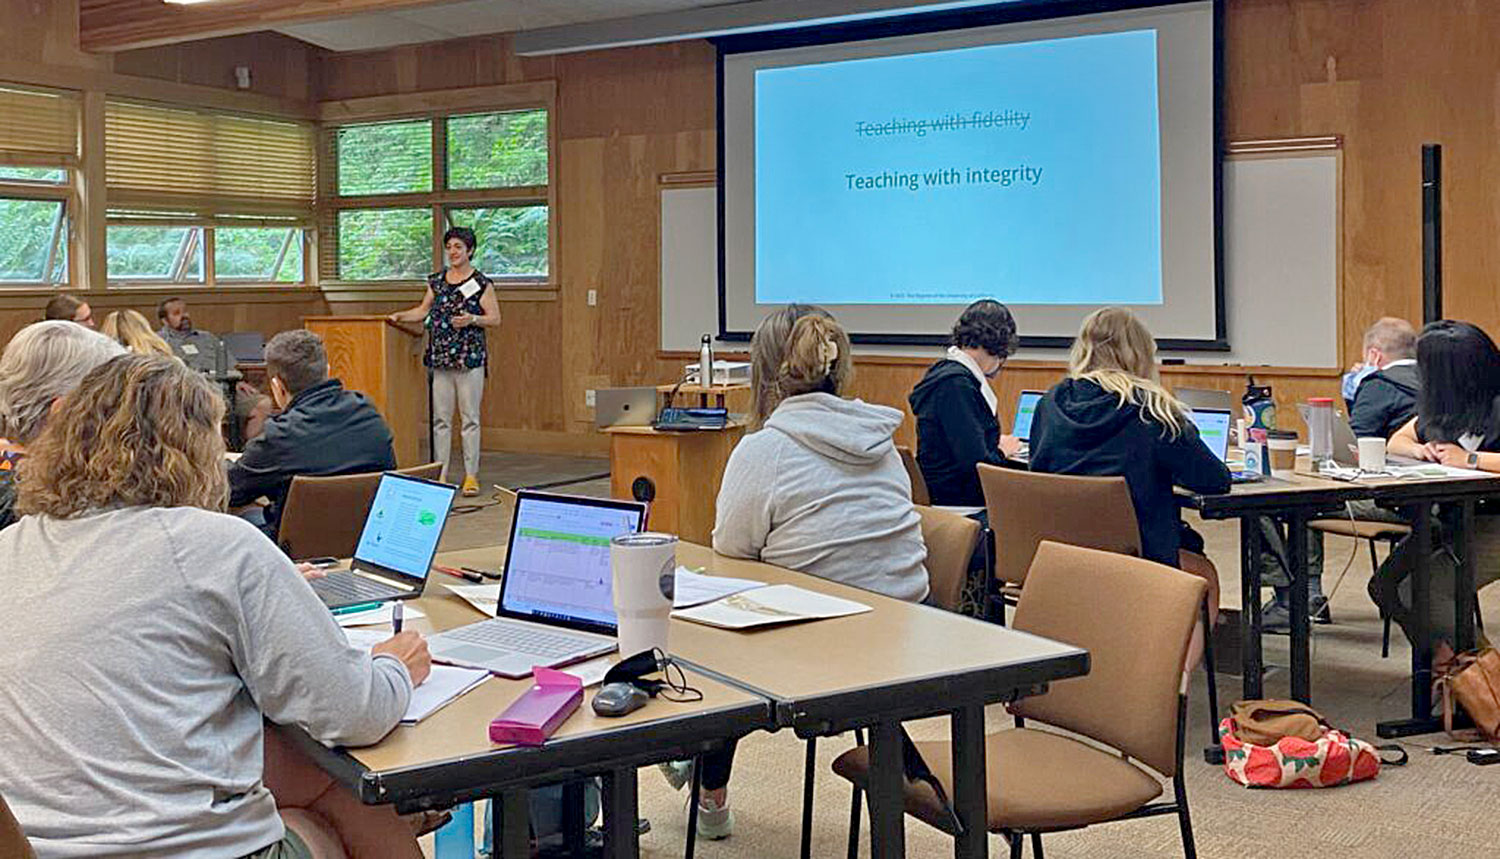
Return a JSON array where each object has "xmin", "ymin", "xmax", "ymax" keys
[{"xmin": 1380, "ymin": 320, "xmax": 1500, "ymax": 659}]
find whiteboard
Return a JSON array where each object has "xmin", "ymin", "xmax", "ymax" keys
[{"xmin": 661, "ymin": 151, "xmax": 1339, "ymax": 367}]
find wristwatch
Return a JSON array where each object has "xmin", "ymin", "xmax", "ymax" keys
[{"xmin": 1468, "ymin": 452, "xmax": 1480, "ymax": 469}]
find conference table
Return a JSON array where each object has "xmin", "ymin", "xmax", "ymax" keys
[
  {"xmin": 1179, "ymin": 463, "xmax": 1500, "ymax": 744},
  {"xmin": 299, "ymin": 541, "xmax": 1088, "ymax": 859}
]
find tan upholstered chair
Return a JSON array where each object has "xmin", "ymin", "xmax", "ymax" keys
[
  {"xmin": 833, "ymin": 542, "xmax": 1207, "ymax": 859},
  {"xmin": 916, "ymin": 505, "xmax": 982, "ymax": 612},
  {"xmin": 1, "ymin": 792, "xmax": 35, "ymax": 859},
  {"xmin": 897, "ymin": 445, "xmax": 931, "ymax": 506},
  {"xmin": 1309, "ymin": 518, "xmax": 1411, "ymax": 657},
  {"xmin": 978, "ymin": 464, "xmax": 1221, "ymax": 749},
  {"xmin": 276, "ymin": 463, "xmax": 444, "ymax": 559}
]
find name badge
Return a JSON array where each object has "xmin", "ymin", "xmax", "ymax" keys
[
  {"xmin": 458, "ymin": 278, "xmax": 481, "ymax": 300},
  {"xmin": 181, "ymin": 344, "xmax": 199, "ymax": 356}
]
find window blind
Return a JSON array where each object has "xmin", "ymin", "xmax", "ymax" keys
[
  {"xmin": 0, "ymin": 85, "xmax": 80, "ymax": 162},
  {"xmin": 105, "ymin": 100, "xmax": 315, "ymax": 218}
]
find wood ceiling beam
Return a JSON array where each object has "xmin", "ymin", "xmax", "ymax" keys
[{"xmin": 79, "ymin": 0, "xmax": 445, "ymax": 53}]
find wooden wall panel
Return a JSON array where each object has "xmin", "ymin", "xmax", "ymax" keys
[{"xmin": 113, "ymin": 32, "xmax": 318, "ymax": 102}]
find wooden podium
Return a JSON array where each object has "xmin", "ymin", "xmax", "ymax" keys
[
  {"xmin": 303, "ymin": 316, "xmax": 429, "ymax": 468},
  {"xmin": 604, "ymin": 424, "xmax": 745, "ymax": 545}
]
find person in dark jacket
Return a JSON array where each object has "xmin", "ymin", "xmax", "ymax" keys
[
  {"xmin": 1349, "ymin": 317, "xmax": 1420, "ymax": 439},
  {"xmin": 229, "ymin": 329, "xmax": 396, "ymax": 541},
  {"xmin": 908, "ymin": 300, "xmax": 1022, "ymax": 507},
  {"xmin": 1029, "ymin": 307, "xmax": 1231, "ymax": 569}
]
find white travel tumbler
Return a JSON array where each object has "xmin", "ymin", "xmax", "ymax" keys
[{"xmin": 610, "ymin": 533, "xmax": 677, "ymax": 658}]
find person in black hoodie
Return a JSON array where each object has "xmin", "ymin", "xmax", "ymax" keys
[
  {"xmin": 1349, "ymin": 317, "xmax": 1421, "ymax": 439},
  {"xmin": 1029, "ymin": 307, "xmax": 1231, "ymax": 571},
  {"xmin": 908, "ymin": 300, "xmax": 1022, "ymax": 507},
  {"xmin": 228, "ymin": 329, "xmax": 397, "ymax": 542}
]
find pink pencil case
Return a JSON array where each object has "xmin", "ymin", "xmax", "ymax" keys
[{"xmin": 488, "ymin": 667, "xmax": 583, "ymax": 746}]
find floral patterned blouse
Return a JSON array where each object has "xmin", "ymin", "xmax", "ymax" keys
[
  {"xmin": 0, "ymin": 438, "xmax": 23, "ymax": 530},
  {"xmin": 423, "ymin": 269, "xmax": 491, "ymax": 371}
]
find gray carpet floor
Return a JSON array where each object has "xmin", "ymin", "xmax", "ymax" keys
[{"xmin": 421, "ymin": 452, "xmax": 1500, "ymax": 859}]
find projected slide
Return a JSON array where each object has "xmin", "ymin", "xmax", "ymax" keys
[{"xmin": 753, "ymin": 29, "xmax": 1163, "ymax": 307}]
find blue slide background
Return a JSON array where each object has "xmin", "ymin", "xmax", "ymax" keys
[{"xmin": 754, "ymin": 29, "xmax": 1163, "ymax": 306}]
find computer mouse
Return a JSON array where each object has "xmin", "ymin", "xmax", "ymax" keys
[{"xmin": 592, "ymin": 682, "xmax": 650, "ymax": 717}]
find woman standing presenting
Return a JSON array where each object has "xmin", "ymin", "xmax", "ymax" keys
[{"xmin": 389, "ymin": 226, "xmax": 501, "ymax": 496}]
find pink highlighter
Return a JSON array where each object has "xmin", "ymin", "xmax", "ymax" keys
[{"xmin": 488, "ymin": 667, "xmax": 584, "ymax": 746}]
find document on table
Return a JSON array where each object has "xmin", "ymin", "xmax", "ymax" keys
[
  {"xmin": 673, "ymin": 568, "xmax": 766, "ymax": 608},
  {"xmin": 446, "ymin": 583, "xmax": 501, "ymax": 615},
  {"xmin": 344, "ymin": 628, "xmax": 490, "ymax": 724},
  {"xmin": 334, "ymin": 603, "xmax": 426, "ymax": 628},
  {"xmin": 672, "ymin": 584, "xmax": 871, "ymax": 630}
]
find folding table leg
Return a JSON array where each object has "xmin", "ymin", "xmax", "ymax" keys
[
  {"xmin": 866, "ymin": 720, "xmax": 906, "ymax": 859},
  {"xmin": 950, "ymin": 703, "xmax": 988, "ymax": 859},
  {"xmin": 602, "ymin": 767, "xmax": 640, "ymax": 859}
]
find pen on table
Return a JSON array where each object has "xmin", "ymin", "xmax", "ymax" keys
[
  {"xmin": 433, "ymin": 564, "xmax": 483, "ymax": 583},
  {"xmin": 330, "ymin": 601, "xmax": 383, "ymax": 616},
  {"xmin": 392, "ymin": 602, "xmax": 404, "ymax": 634},
  {"xmin": 461, "ymin": 566, "xmax": 501, "ymax": 580}
]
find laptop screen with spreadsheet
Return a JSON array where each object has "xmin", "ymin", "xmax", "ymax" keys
[
  {"xmin": 498, "ymin": 492, "xmax": 647, "ymax": 634},
  {"xmin": 1189, "ymin": 407, "xmax": 1232, "ymax": 462}
]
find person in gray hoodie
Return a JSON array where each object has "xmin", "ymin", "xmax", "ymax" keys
[{"xmin": 660, "ymin": 305, "xmax": 928, "ymax": 841}]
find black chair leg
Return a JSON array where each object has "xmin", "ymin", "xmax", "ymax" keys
[
  {"xmin": 1030, "ymin": 832, "xmax": 1045, "ymax": 858},
  {"xmin": 1006, "ymin": 831, "xmax": 1023, "ymax": 859},
  {"xmin": 800, "ymin": 737, "xmax": 817, "ymax": 859},
  {"xmin": 1176, "ymin": 780, "xmax": 1198, "ymax": 859},
  {"xmin": 1201, "ymin": 600, "xmax": 1220, "ymax": 747},
  {"xmin": 846, "ymin": 729, "xmax": 865, "ymax": 859}
]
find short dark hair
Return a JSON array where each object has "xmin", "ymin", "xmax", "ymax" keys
[
  {"xmin": 43, "ymin": 294, "xmax": 84, "ymax": 321},
  {"xmin": 264, "ymin": 329, "xmax": 328, "ymax": 396},
  {"xmin": 443, "ymin": 226, "xmax": 477, "ymax": 254},
  {"xmin": 156, "ymin": 296, "xmax": 184, "ymax": 321},
  {"xmin": 950, "ymin": 299, "xmax": 1018, "ymax": 358}
]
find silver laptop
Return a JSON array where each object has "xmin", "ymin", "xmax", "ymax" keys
[
  {"xmin": 1176, "ymin": 387, "xmax": 1236, "ymax": 414},
  {"xmin": 1329, "ymin": 409, "xmax": 1419, "ymax": 468},
  {"xmin": 1188, "ymin": 408, "xmax": 1262, "ymax": 484},
  {"xmin": 310, "ymin": 472, "xmax": 457, "ymax": 610},
  {"xmin": 595, "ymin": 386, "xmax": 658, "ymax": 430},
  {"xmin": 426, "ymin": 490, "xmax": 647, "ymax": 678}
]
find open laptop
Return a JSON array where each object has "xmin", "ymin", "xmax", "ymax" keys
[
  {"xmin": 595, "ymin": 386, "xmax": 658, "ymax": 430},
  {"xmin": 426, "ymin": 491, "xmax": 648, "ymax": 678},
  {"xmin": 1012, "ymin": 390, "xmax": 1044, "ymax": 443},
  {"xmin": 309, "ymin": 472, "xmax": 457, "ymax": 610},
  {"xmin": 1176, "ymin": 387, "xmax": 1236, "ymax": 414},
  {"xmin": 1329, "ymin": 409, "xmax": 1419, "ymax": 468},
  {"xmin": 221, "ymin": 331, "xmax": 266, "ymax": 364},
  {"xmin": 1189, "ymin": 408, "xmax": 1263, "ymax": 484}
]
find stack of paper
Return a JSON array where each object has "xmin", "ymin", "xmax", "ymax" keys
[
  {"xmin": 446, "ymin": 583, "xmax": 501, "ymax": 615},
  {"xmin": 672, "ymin": 568, "xmax": 766, "ymax": 608},
  {"xmin": 672, "ymin": 584, "xmax": 871, "ymax": 630},
  {"xmin": 343, "ymin": 627, "xmax": 489, "ymax": 724}
]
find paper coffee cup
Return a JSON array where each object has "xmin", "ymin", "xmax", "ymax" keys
[
  {"xmin": 1357, "ymin": 437, "xmax": 1388, "ymax": 472},
  {"xmin": 611, "ymin": 533, "xmax": 677, "ymax": 657},
  {"xmin": 1267, "ymin": 431, "xmax": 1298, "ymax": 478}
]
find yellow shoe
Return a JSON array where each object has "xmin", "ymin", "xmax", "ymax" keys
[{"xmin": 461, "ymin": 475, "xmax": 480, "ymax": 497}]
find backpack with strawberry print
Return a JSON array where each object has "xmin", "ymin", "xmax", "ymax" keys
[{"xmin": 1219, "ymin": 700, "xmax": 1407, "ymax": 788}]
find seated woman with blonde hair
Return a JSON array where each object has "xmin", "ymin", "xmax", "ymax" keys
[
  {"xmin": 0, "ymin": 353, "xmax": 431, "ymax": 858},
  {"xmin": 101, "ymin": 307, "xmax": 174, "ymax": 358},
  {"xmin": 1029, "ymin": 306, "xmax": 1230, "ymax": 652}
]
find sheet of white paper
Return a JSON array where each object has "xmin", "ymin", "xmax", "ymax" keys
[
  {"xmin": 1389, "ymin": 464, "xmax": 1497, "ymax": 480},
  {"xmin": 672, "ymin": 584, "xmax": 871, "ymax": 630},
  {"xmin": 560, "ymin": 655, "xmax": 614, "ymax": 688},
  {"xmin": 333, "ymin": 603, "xmax": 426, "ymax": 628},
  {"xmin": 446, "ymin": 583, "xmax": 501, "ymax": 615},
  {"xmin": 342, "ymin": 628, "xmax": 489, "ymax": 723},
  {"xmin": 672, "ymin": 568, "xmax": 765, "ymax": 608}
]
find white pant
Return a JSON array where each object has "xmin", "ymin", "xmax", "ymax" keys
[{"xmin": 431, "ymin": 367, "xmax": 483, "ymax": 481}]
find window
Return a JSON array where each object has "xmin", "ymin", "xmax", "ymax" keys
[
  {"xmin": 326, "ymin": 96, "xmax": 553, "ymax": 286},
  {"xmin": 0, "ymin": 84, "xmax": 80, "ymax": 287},
  {"xmin": 336, "ymin": 120, "xmax": 432, "ymax": 196},
  {"xmin": 337, "ymin": 209, "xmax": 431, "ymax": 281},
  {"xmin": 104, "ymin": 100, "xmax": 315, "ymax": 286}
]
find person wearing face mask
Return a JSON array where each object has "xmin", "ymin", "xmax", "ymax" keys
[
  {"xmin": 908, "ymin": 299, "xmax": 1023, "ymax": 508},
  {"xmin": 228, "ymin": 329, "xmax": 396, "ymax": 541},
  {"xmin": 388, "ymin": 226, "xmax": 502, "ymax": 497}
]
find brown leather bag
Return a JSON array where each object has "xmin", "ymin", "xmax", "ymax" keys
[
  {"xmin": 1229, "ymin": 699, "xmax": 1330, "ymax": 746},
  {"xmin": 1436, "ymin": 648, "xmax": 1500, "ymax": 741}
]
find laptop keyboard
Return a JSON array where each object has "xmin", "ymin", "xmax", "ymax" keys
[
  {"xmin": 440, "ymin": 620, "xmax": 600, "ymax": 660},
  {"xmin": 312, "ymin": 570, "xmax": 401, "ymax": 603}
]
